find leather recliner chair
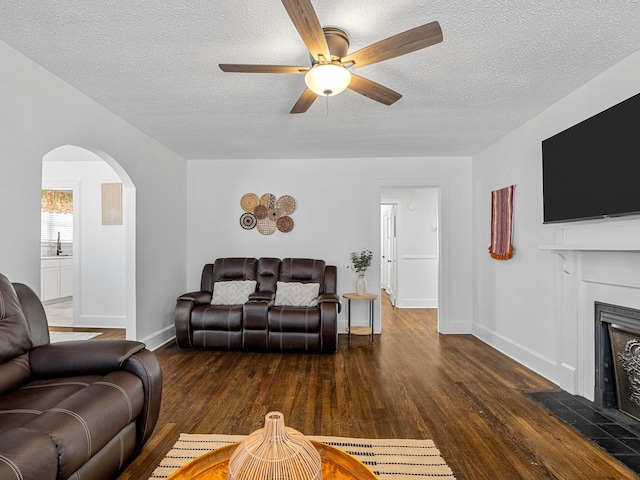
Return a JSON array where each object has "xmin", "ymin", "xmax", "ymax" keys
[
  {"xmin": 267, "ymin": 258, "xmax": 339, "ymax": 351},
  {"xmin": 175, "ymin": 257, "xmax": 259, "ymax": 349},
  {"xmin": 0, "ymin": 273, "xmax": 162, "ymax": 480}
]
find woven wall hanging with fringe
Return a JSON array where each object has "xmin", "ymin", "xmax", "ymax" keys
[{"xmin": 488, "ymin": 185, "xmax": 515, "ymax": 260}]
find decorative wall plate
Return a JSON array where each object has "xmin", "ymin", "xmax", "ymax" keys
[
  {"xmin": 256, "ymin": 218, "xmax": 276, "ymax": 235},
  {"xmin": 260, "ymin": 193, "xmax": 276, "ymax": 209},
  {"xmin": 240, "ymin": 213, "xmax": 257, "ymax": 230},
  {"xmin": 253, "ymin": 204, "xmax": 268, "ymax": 220},
  {"xmin": 240, "ymin": 193, "xmax": 259, "ymax": 212},
  {"xmin": 276, "ymin": 216, "xmax": 294, "ymax": 233},
  {"xmin": 275, "ymin": 195, "xmax": 297, "ymax": 215},
  {"xmin": 268, "ymin": 208, "xmax": 282, "ymax": 221}
]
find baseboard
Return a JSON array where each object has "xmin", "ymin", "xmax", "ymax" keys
[
  {"xmin": 473, "ymin": 323, "xmax": 559, "ymax": 385},
  {"xmin": 559, "ymin": 362, "xmax": 578, "ymax": 395},
  {"xmin": 438, "ymin": 320, "xmax": 472, "ymax": 334},
  {"xmin": 42, "ymin": 296, "xmax": 72, "ymax": 306},
  {"xmin": 139, "ymin": 324, "xmax": 176, "ymax": 351},
  {"xmin": 397, "ymin": 298, "xmax": 438, "ymax": 308}
]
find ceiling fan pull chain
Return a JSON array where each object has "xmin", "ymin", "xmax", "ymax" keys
[{"xmin": 326, "ymin": 94, "xmax": 330, "ymax": 118}]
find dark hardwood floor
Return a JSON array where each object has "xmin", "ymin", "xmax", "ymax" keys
[{"xmin": 76, "ymin": 292, "xmax": 636, "ymax": 479}]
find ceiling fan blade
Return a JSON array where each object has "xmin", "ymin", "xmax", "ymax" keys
[
  {"xmin": 348, "ymin": 74, "xmax": 402, "ymax": 105},
  {"xmin": 341, "ymin": 21, "xmax": 442, "ymax": 68},
  {"xmin": 281, "ymin": 0, "xmax": 331, "ymax": 62},
  {"xmin": 290, "ymin": 88, "xmax": 318, "ymax": 114},
  {"xmin": 219, "ymin": 64, "xmax": 309, "ymax": 74}
]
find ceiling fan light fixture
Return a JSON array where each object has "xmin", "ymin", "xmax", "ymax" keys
[{"xmin": 304, "ymin": 63, "xmax": 351, "ymax": 96}]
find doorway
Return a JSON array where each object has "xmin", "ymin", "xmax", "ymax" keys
[
  {"xmin": 41, "ymin": 145, "xmax": 136, "ymax": 339},
  {"xmin": 40, "ymin": 187, "xmax": 76, "ymax": 324},
  {"xmin": 380, "ymin": 187, "xmax": 439, "ymax": 310}
]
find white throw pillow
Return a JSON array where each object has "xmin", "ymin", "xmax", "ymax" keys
[
  {"xmin": 274, "ymin": 282, "xmax": 320, "ymax": 307},
  {"xmin": 210, "ymin": 280, "xmax": 257, "ymax": 305}
]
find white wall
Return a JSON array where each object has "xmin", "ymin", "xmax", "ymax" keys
[
  {"xmin": 382, "ymin": 188, "xmax": 439, "ymax": 308},
  {"xmin": 187, "ymin": 156, "xmax": 473, "ymax": 335},
  {"xmin": 472, "ymin": 49, "xmax": 640, "ymax": 386},
  {"xmin": 0, "ymin": 40, "xmax": 187, "ymax": 348},
  {"xmin": 42, "ymin": 157, "xmax": 127, "ymax": 328}
]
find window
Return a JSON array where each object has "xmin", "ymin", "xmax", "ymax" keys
[
  {"xmin": 41, "ymin": 189, "xmax": 73, "ymax": 243},
  {"xmin": 41, "ymin": 211, "xmax": 73, "ymax": 243}
]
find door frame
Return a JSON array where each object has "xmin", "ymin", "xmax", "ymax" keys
[
  {"xmin": 374, "ymin": 178, "xmax": 449, "ymax": 333},
  {"xmin": 41, "ymin": 181, "xmax": 79, "ymax": 323}
]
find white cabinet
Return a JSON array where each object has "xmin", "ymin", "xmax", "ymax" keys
[
  {"xmin": 40, "ymin": 257, "xmax": 73, "ymax": 302},
  {"xmin": 41, "ymin": 259, "xmax": 60, "ymax": 301},
  {"xmin": 60, "ymin": 258, "xmax": 73, "ymax": 297}
]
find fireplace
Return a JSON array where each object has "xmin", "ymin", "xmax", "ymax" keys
[{"xmin": 595, "ymin": 302, "xmax": 640, "ymax": 420}]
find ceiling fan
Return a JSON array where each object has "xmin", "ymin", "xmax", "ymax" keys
[{"xmin": 219, "ymin": 0, "xmax": 443, "ymax": 114}]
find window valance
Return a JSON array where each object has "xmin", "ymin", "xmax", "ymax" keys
[{"xmin": 41, "ymin": 190, "xmax": 73, "ymax": 214}]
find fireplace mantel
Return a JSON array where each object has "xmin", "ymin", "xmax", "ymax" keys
[
  {"xmin": 539, "ymin": 234, "xmax": 640, "ymax": 399},
  {"xmin": 540, "ymin": 245, "xmax": 640, "ymax": 252},
  {"xmin": 540, "ymin": 245, "xmax": 640, "ymax": 274}
]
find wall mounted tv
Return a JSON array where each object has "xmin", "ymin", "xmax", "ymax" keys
[{"xmin": 542, "ymin": 91, "xmax": 640, "ymax": 224}]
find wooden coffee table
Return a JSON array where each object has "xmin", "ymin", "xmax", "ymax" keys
[{"xmin": 166, "ymin": 440, "xmax": 377, "ymax": 479}]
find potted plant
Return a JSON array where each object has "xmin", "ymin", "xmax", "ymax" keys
[{"xmin": 349, "ymin": 249, "xmax": 373, "ymax": 295}]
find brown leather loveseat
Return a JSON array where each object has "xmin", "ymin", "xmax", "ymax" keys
[
  {"xmin": 0, "ymin": 273, "xmax": 162, "ymax": 480},
  {"xmin": 174, "ymin": 258, "xmax": 341, "ymax": 352}
]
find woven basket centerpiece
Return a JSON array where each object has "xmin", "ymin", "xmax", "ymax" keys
[{"xmin": 227, "ymin": 411, "xmax": 322, "ymax": 480}]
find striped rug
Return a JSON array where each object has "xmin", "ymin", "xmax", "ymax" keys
[{"xmin": 150, "ymin": 433, "xmax": 455, "ymax": 479}]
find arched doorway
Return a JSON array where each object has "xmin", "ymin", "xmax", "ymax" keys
[{"xmin": 41, "ymin": 145, "xmax": 137, "ymax": 339}]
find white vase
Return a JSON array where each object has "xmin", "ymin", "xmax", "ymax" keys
[{"xmin": 356, "ymin": 274, "xmax": 367, "ymax": 295}]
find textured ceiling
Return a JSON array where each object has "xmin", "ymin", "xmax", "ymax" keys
[{"xmin": 1, "ymin": 1, "xmax": 640, "ymax": 160}]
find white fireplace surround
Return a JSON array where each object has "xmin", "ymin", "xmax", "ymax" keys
[{"xmin": 540, "ymin": 218, "xmax": 640, "ymax": 401}]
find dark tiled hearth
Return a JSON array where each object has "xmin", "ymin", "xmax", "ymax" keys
[{"xmin": 528, "ymin": 391, "xmax": 640, "ymax": 476}]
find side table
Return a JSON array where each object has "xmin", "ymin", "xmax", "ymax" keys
[{"xmin": 342, "ymin": 293, "xmax": 378, "ymax": 344}]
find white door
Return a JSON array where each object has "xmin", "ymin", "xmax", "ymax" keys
[
  {"xmin": 381, "ymin": 204, "xmax": 398, "ymax": 306},
  {"xmin": 381, "ymin": 206, "xmax": 390, "ymax": 290}
]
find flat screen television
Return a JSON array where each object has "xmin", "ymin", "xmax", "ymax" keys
[{"xmin": 542, "ymin": 91, "xmax": 640, "ymax": 223}]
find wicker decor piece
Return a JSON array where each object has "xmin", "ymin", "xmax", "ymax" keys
[
  {"xmin": 277, "ymin": 216, "xmax": 294, "ymax": 233},
  {"xmin": 260, "ymin": 193, "xmax": 277, "ymax": 208},
  {"xmin": 256, "ymin": 218, "xmax": 276, "ymax": 235},
  {"xmin": 239, "ymin": 213, "xmax": 257, "ymax": 230},
  {"xmin": 268, "ymin": 208, "xmax": 282, "ymax": 221},
  {"xmin": 240, "ymin": 193, "xmax": 260, "ymax": 212},
  {"xmin": 227, "ymin": 411, "xmax": 322, "ymax": 480},
  {"xmin": 240, "ymin": 193, "xmax": 296, "ymax": 235},
  {"xmin": 275, "ymin": 195, "xmax": 297, "ymax": 215},
  {"xmin": 253, "ymin": 204, "xmax": 268, "ymax": 220}
]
